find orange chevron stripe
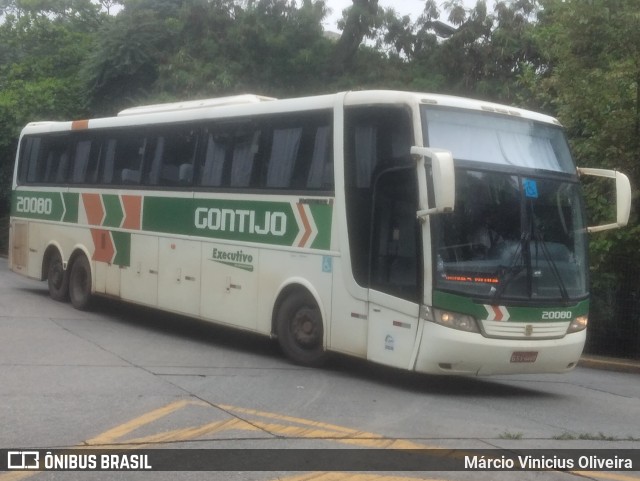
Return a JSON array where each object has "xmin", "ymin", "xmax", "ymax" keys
[
  {"xmin": 82, "ymin": 193, "xmax": 104, "ymax": 226},
  {"xmin": 90, "ymin": 229, "xmax": 115, "ymax": 263},
  {"xmin": 296, "ymin": 203, "xmax": 312, "ymax": 247},
  {"xmin": 121, "ymin": 195, "xmax": 142, "ymax": 230}
]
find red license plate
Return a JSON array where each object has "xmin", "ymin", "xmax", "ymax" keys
[{"xmin": 510, "ymin": 351, "xmax": 538, "ymax": 363}]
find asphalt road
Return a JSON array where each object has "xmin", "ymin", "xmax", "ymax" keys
[{"xmin": 0, "ymin": 257, "xmax": 638, "ymax": 481}]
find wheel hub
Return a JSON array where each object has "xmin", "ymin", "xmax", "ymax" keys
[{"xmin": 293, "ymin": 308, "xmax": 319, "ymax": 347}]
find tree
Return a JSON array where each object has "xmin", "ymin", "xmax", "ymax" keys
[
  {"xmin": 82, "ymin": 0, "xmax": 179, "ymax": 114},
  {"xmin": 531, "ymin": 0, "xmax": 640, "ymax": 355},
  {"xmin": 83, "ymin": 0, "xmax": 334, "ymax": 110},
  {"xmin": 0, "ymin": 0, "xmax": 101, "ymax": 216},
  {"xmin": 331, "ymin": 0, "xmax": 380, "ymax": 74},
  {"xmin": 369, "ymin": 0, "xmax": 540, "ymax": 102}
]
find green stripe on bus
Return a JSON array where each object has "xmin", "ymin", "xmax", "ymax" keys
[
  {"xmin": 432, "ymin": 290, "xmax": 589, "ymax": 322},
  {"xmin": 62, "ymin": 193, "xmax": 79, "ymax": 223},
  {"xmin": 11, "ymin": 190, "xmax": 79, "ymax": 223},
  {"xmin": 111, "ymin": 231, "xmax": 131, "ymax": 267},
  {"xmin": 12, "ymin": 191, "xmax": 65, "ymax": 222},
  {"xmin": 142, "ymin": 196, "xmax": 332, "ymax": 249},
  {"xmin": 309, "ymin": 203, "xmax": 332, "ymax": 250},
  {"xmin": 102, "ymin": 194, "xmax": 124, "ymax": 228},
  {"xmin": 12, "ymin": 190, "xmax": 332, "ymax": 250}
]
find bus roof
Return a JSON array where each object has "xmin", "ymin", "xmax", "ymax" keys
[
  {"xmin": 19, "ymin": 90, "xmax": 561, "ymax": 135},
  {"xmin": 117, "ymin": 94, "xmax": 277, "ymax": 117}
]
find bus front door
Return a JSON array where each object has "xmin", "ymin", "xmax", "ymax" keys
[{"xmin": 366, "ymin": 167, "xmax": 421, "ymax": 369}]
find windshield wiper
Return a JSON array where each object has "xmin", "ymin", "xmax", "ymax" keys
[
  {"xmin": 491, "ymin": 193, "xmax": 571, "ymax": 303},
  {"xmin": 491, "ymin": 235, "xmax": 526, "ymax": 303},
  {"xmin": 532, "ymin": 229, "xmax": 569, "ymax": 301}
]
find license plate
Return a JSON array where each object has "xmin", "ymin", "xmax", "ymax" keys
[{"xmin": 510, "ymin": 351, "xmax": 538, "ymax": 363}]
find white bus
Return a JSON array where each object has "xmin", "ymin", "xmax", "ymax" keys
[{"xmin": 9, "ymin": 91, "xmax": 631, "ymax": 375}]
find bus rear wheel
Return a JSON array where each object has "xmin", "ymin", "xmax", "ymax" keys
[
  {"xmin": 47, "ymin": 250, "xmax": 69, "ymax": 302},
  {"xmin": 276, "ymin": 291, "xmax": 326, "ymax": 367},
  {"xmin": 69, "ymin": 254, "xmax": 92, "ymax": 311}
]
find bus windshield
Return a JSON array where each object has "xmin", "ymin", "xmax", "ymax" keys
[
  {"xmin": 422, "ymin": 107, "xmax": 588, "ymax": 302},
  {"xmin": 423, "ymin": 107, "xmax": 575, "ymax": 174},
  {"xmin": 431, "ymin": 171, "xmax": 588, "ymax": 302}
]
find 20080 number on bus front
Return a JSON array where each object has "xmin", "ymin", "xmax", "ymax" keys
[{"xmin": 541, "ymin": 311, "xmax": 572, "ymax": 320}]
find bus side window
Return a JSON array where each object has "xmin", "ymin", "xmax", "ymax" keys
[
  {"xmin": 101, "ymin": 139, "xmax": 117, "ymax": 184},
  {"xmin": 143, "ymin": 137, "xmax": 165, "ymax": 185},
  {"xmin": 145, "ymin": 129, "xmax": 198, "ymax": 187},
  {"xmin": 72, "ymin": 138, "xmax": 102, "ymax": 184},
  {"xmin": 266, "ymin": 127, "xmax": 302, "ymax": 189},
  {"xmin": 264, "ymin": 113, "xmax": 333, "ymax": 191},
  {"xmin": 306, "ymin": 125, "xmax": 333, "ymax": 190},
  {"xmin": 20, "ymin": 137, "xmax": 41, "ymax": 184},
  {"xmin": 370, "ymin": 168, "xmax": 420, "ymax": 301},
  {"xmin": 200, "ymin": 131, "xmax": 228, "ymax": 187},
  {"xmin": 230, "ymin": 130, "xmax": 261, "ymax": 188},
  {"xmin": 354, "ymin": 124, "xmax": 378, "ymax": 189},
  {"xmin": 73, "ymin": 140, "xmax": 92, "ymax": 183},
  {"xmin": 344, "ymin": 106, "xmax": 414, "ymax": 287},
  {"xmin": 170, "ymin": 130, "xmax": 198, "ymax": 186},
  {"xmin": 102, "ymin": 133, "xmax": 148, "ymax": 185},
  {"xmin": 37, "ymin": 136, "xmax": 72, "ymax": 184},
  {"xmin": 54, "ymin": 151, "xmax": 70, "ymax": 183}
]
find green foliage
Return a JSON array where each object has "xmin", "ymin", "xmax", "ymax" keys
[
  {"xmin": 534, "ymin": 0, "xmax": 640, "ymax": 169},
  {"xmin": 81, "ymin": 0, "xmax": 178, "ymax": 114},
  {"xmin": 0, "ymin": 0, "xmax": 101, "ymax": 214},
  {"xmin": 527, "ymin": 0, "xmax": 640, "ymax": 355}
]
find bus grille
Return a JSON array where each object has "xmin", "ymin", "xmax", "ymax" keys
[{"xmin": 480, "ymin": 320, "xmax": 568, "ymax": 339}]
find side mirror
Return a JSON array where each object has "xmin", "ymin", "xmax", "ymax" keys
[
  {"xmin": 578, "ymin": 167, "xmax": 632, "ymax": 233},
  {"xmin": 411, "ymin": 146, "xmax": 455, "ymax": 217}
]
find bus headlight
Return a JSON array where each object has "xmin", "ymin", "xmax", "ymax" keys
[
  {"xmin": 432, "ymin": 309, "xmax": 479, "ymax": 333},
  {"xmin": 567, "ymin": 315, "xmax": 588, "ymax": 333}
]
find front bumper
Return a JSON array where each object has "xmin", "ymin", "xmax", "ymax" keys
[{"xmin": 413, "ymin": 321, "xmax": 586, "ymax": 375}]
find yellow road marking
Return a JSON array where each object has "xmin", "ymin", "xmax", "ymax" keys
[
  {"xmin": 571, "ymin": 472, "xmax": 640, "ymax": 481},
  {"xmin": 0, "ymin": 399, "xmax": 207, "ymax": 481},
  {"xmin": 218, "ymin": 403, "xmax": 364, "ymax": 434},
  {"xmin": 247, "ymin": 420, "xmax": 431, "ymax": 449},
  {"xmin": 219, "ymin": 404, "xmax": 441, "ymax": 449},
  {"xmin": 122, "ymin": 417, "xmax": 259, "ymax": 445},
  {"xmin": 280, "ymin": 473, "xmax": 448, "ymax": 481},
  {"xmin": 2, "ymin": 399, "xmax": 639, "ymax": 481},
  {"xmin": 85, "ymin": 398, "xmax": 207, "ymax": 445},
  {"xmin": 0, "ymin": 472, "xmax": 34, "ymax": 481}
]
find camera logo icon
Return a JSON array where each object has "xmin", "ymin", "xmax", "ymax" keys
[{"xmin": 7, "ymin": 451, "xmax": 40, "ymax": 470}]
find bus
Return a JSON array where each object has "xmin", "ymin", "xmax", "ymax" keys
[{"xmin": 8, "ymin": 90, "xmax": 631, "ymax": 375}]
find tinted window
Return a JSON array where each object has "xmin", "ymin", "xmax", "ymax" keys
[
  {"xmin": 20, "ymin": 135, "xmax": 71, "ymax": 184},
  {"xmin": 72, "ymin": 138, "xmax": 102, "ymax": 183},
  {"xmin": 144, "ymin": 128, "xmax": 199, "ymax": 186},
  {"xmin": 265, "ymin": 118, "xmax": 333, "ymax": 191},
  {"xmin": 199, "ymin": 124, "xmax": 262, "ymax": 188},
  {"xmin": 16, "ymin": 111, "xmax": 334, "ymax": 193},
  {"xmin": 102, "ymin": 133, "xmax": 152, "ymax": 185},
  {"xmin": 344, "ymin": 106, "xmax": 414, "ymax": 286}
]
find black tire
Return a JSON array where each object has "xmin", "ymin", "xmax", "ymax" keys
[
  {"xmin": 276, "ymin": 290, "xmax": 327, "ymax": 367},
  {"xmin": 47, "ymin": 250, "xmax": 69, "ymax": 302},
  {"xmin": 69, "ymin": 255, "xmax": 93, "ymax": 311}
]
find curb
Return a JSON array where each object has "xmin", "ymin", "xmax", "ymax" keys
[{"xmin": 579, "ymin": 355, "xmax": 640, "ymax": 374}]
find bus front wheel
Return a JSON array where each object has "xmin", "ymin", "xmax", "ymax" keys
[
  {"xmin": 69, "ymin": 254, "xmax": 92, "ymax": 311},
  {"xmin": 276, "ymin": 290, "xmax": 327, "ymax": 367}
]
